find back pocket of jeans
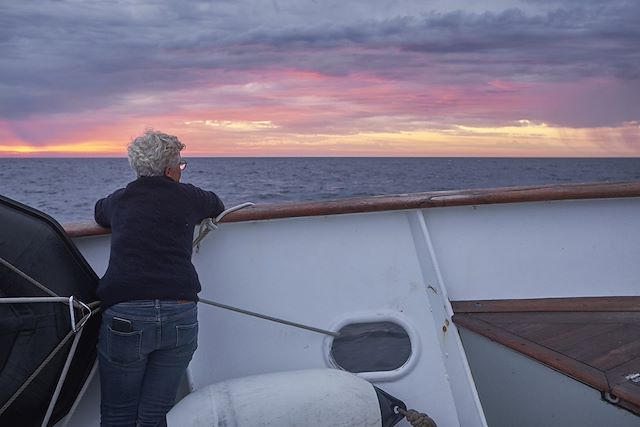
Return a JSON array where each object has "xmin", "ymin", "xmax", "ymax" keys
[
  {"xmin": 175, "ymin": 322, "xmax": 198, "ymax": 353},
  {"xmin": 107, "ymin": 327, "xmax": 142, "ymax": 364}
]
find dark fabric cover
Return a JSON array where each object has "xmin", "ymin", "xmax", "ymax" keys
[{"xmin": 0, "ymin": 194, "xmax": 99, "ymax": 427}]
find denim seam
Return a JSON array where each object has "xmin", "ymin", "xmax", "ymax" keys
[{"xmin": 175, "ymin": 322, "xmax": 198, "ymax": 348}]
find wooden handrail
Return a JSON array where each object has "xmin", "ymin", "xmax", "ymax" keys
[
  {"xmin": 452, "ymin": 296, "xmax": 640, "ymax": 313},
  {"xmin": 63, "ymin": 181, "xmax": 640, "ymax": 238}
]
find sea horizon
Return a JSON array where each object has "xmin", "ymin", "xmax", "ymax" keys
[
  {"xmin": 1, "ymin": 155, "xmax": 640, "ymax": 159},
  {"xmin": 2, "ymin": 157, "xmax": 639, "ymax": 224}
]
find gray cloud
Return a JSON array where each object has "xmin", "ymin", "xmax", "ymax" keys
[{"xmin": 1, "ymin": 0, "xmax": 638, "ymax": 128}]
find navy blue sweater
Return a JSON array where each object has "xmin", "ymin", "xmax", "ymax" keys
[{"xmin": 94, "ymin": 176, "xmax": 224, "ymax": 309}]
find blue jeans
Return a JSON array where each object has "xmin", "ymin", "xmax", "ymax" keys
[{"xmin": 98, "ymin": 300, "xmax": 198, "ymax": 427}]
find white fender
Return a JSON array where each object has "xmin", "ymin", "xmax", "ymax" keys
[{"xmin": 167, "ymin": 369, "xmax": 383, "ymax": 427}]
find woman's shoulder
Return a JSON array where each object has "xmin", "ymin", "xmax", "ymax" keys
[
  {"xmin": 97, "ymin": 187, "xmax": 126, "ymax": 203},
  {"xmin": 175, "ymin": 181, "xmax": 202, "ymax": 194},
  {"xmin": 175, "ymin": 182, "xmax": 218, "ymax": 200},
  {"xmin": 175, "ymin": 182, "xmax": 224, "ymax": 215}
]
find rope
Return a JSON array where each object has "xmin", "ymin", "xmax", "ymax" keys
[
  {"xmin": 0, "ymin": 255, "xmax": 99, "ymax": 417},
  {"xmin": 193, "ymin": 218, "xmax": 217, "ymax": 251},
  {"xmin": 0, "ymin": 256, "xmax": 58, "ymax": 297},
  {"xmin": 2, "ymin": 204, "xmax": 430, "ymax": 425},
  {"xmin": 0, "ymin": 306, "xmax": 100, "ymax": 417},
  {"xmin": 193, "ymin": 202, "xmax": 255, "ymax": 251},
  {"xmin": 193, "ymin": 202, "xmax": 340, "ymax": 338},
  {"xmin": 199, "ymin": 297, "xmax": 340, "ymax": 338},
  {"xmin": 397, "ymin": 407, "xmax": 438, "ymax": 427},
  {"xmin": 193, "ymin": 202, "xmax": 436, "ymax": 425}
]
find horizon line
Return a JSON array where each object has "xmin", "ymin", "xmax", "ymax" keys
[{"xmin": 1, "ymin": 155, "xmax": 639, "ymax": 159}]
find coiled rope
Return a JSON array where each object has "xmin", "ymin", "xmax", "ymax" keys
[
  {"xmin": 396, "ymin": 407, "xmax": 438, "ymax": 427},
  {"xmin": 193, "ymin": 202, "xmax": 254, "ymax": 251}
]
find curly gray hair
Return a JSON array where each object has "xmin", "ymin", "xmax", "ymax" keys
[{"xmin": 128, "ymin": 129, "xmax": 185, "ymax": 177}]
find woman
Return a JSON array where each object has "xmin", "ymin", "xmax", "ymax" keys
[{"xmin": 94, "ymin": 130, "xmax": 224, "ymax": 426}]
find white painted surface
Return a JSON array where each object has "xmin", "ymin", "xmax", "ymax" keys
[
  {"xmin": 69, "ymin": 209, "xmax": 486, "ymax": 426},
  {"xmin": 64, "ymin": 196, "xmax": 640, "ymax": 426},
  {"xmin": 425, "ymin": 198, "xmax": 640, "ymax": 300},
  {"xmin": 188, "ymin": 211, "xmax": 483, "ymax": 426},
  {"xmin": 407, "ymin": 211, "xmax": 488, "ymax": 427},
  {"xmin": 167, "ymin": 369, "xmax": 381, "ymax": 427}
]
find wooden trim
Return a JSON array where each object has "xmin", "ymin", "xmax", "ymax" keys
[
  {"xmin": 63, "ymin": 181, "xmax": 640, "ymax": 238},
  {"xmin": 63, "ymin": 221, "xmax": 111, "ymax": 238},
  {"xmin": 452, "ymin": 297, "xmax": 640, "ymax": 313},
  {"xmin": 453, "ymin": 313, "xmax": 610, "ymax": 391},
  {"xmin": 612, "ymin": 383, "xmax": 640, "ymax": 411},
  {"xmin": 604, "ymin": 357, "xmax": 640, "ymax": 408}
]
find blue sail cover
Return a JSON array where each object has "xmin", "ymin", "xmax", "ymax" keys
[{"xmin": 0, "ymin": 195, "xmax": 100, "ymax": 426}]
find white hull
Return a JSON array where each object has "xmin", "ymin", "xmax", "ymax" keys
[{"xmin": 55, "ymin": 184, "xmax": 640, "ymax": 426}]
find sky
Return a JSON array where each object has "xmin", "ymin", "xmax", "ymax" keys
[{"xmin": 1, "ymin": 0, "xmax": 638, "ymax": 157}]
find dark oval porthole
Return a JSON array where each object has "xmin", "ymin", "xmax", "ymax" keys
[{"xmin": 330, "ymin": 321, "xmax": 411, "ymax": 373}]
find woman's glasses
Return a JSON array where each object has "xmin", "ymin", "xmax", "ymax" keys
[{"xmin": 178, "ymin": 160, "xmax": 188, "ymax": 171}]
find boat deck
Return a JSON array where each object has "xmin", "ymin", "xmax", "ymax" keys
[{"xmin": 452, "ymin": 297, "xmax": 640, "ymax": 415}]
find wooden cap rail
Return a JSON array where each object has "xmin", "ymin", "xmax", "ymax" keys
[
  {"xmin": 63, "ymin": 181, "xmax": 640, "ymax": 238},
  {"xmin": 452, "ymin": 296, "xmax": 640, "ymax": 313}
]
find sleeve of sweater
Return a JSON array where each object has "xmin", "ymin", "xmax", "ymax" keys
[
  {"xmin": 185, "ymin": 184, "xmax": 225, "ymax": 221},
  {"xmin": 94, "ymin": 189, "xmax": 124, "ymax": 228}
]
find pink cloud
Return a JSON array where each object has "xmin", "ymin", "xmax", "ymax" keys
[{"xmin": 2, "ymin": 61, "xmax": 638, "ymax": 157}]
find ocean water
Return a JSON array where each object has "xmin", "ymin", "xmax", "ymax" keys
[
  {"xmin": 1, "ymin": 157, "xmax": 639, "ymax": 373},
  {"xmin": 1, "ymin": 157, "xmax": 639, "ymax": 224}
]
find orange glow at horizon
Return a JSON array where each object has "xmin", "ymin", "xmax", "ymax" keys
[
  {"xmin": 0, "ymin": 141, "xmax": 123, "ymax": 156},
  {"xmin": 1, "ymin": 120, "xmax": 637, "ymax": 157},
  {"xmin": 2, "ymin": 71, "xmax": 638, "ymax": 158}
]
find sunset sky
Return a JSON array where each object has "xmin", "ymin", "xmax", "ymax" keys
[{"xmin": 1, "ymin": 0, "xmax": 638, "ymax": 157}]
